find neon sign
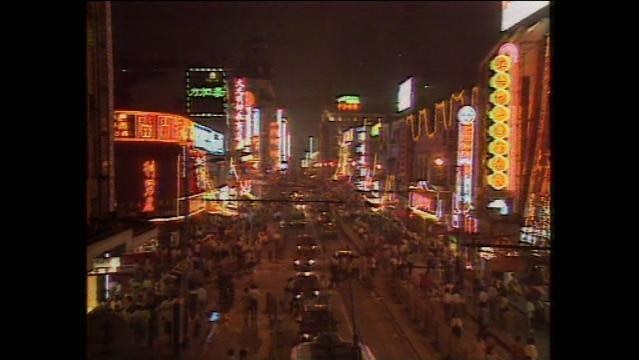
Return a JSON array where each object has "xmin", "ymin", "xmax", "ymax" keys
[
  {"xmin": 142, "ymin": 160, "xmax": 157, "ymax": 213},
  {"xmin": 370, "ymin": 122, "xmax": 381, "ymax": 137},
  {"xmin": 185, "ymin": 68, "xmax": 226, "ymax": 117},
  {"xmin": 487, "ymin": 53, "xmax": 513, "ymax": 191},
  {"xmin": 252, "ymin": 108, "xmax": 261, "ymax": 137},
  {"xmin": 234, "ymin": 78, "xmax": 247, "ymax": 150},
  {"xmin": 409, "ymin": 191, "xmax": 437, "ymax": 215},
  {"xmin": 115, "ymin": 111, "xmax": 193, "ymax": 144},
  {"xmin": 453, "ymin": 106, "xmax": 475, "ymax": 228},
  {"xmin": 337, "ymin": 95, "xmax": 361, "ymax": 111},
  {"xmin": 187, "ymin": 87, "xmax": 226, "ymax": 98},
  {"xmin": 337, "ymin": 95, "xmax": 360, "ymax": 104}
]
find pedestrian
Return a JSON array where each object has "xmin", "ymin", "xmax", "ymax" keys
[
  {"xmin": 488, "ymin": 281, "xmax": 498, "ymax": 322},
  {"xmin": 485, "ymin": 346, "xmax": 498, "ymax": 360},
  {"xmin": 511, "ymin": 336, "xmax": 526, "ymax": 360},
  {"xmin": 227, "ymin": 348, "xmax": 236, "ymax": 360},
  {"xmin": 451, "ymin": 312, "xmax": 463, "ymax": 338},
  {"xmin": 248, "ymin": 284, "xmax": 260, "ymax": 324},
  {"xmin": 525, "ymin": 298, "xmax": 535, "ymax": 332},
  {"xmin": 370, "ymin": 256, "xmax": 377, "ymax": 278},
  {"xmin": 442, "ymin": 288, "xmax": 453, "ymax": 320},
  {"xmin": 470, "ymin": 334, "xmax": 487, "ymax": 360},
  {"xmin": 452, "ymin": 290, "xmax": 464, "ymax": 316},
  {"xmin": 478, "ymin": 286, "xmax": 489, "ymax": 314},
  {"xmin": 523, "ymin": 337, "xmax": 539, "ymax": 360},
  {"xmin": 497, "ymin": 293, "xmax": 509, "ymax": 327}
]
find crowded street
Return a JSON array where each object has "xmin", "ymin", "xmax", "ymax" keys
[{"xmin": 87, "ymin": 2, "xmax": 551, "ymax": 359}]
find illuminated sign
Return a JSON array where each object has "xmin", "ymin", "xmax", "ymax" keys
[
  {"xmin": 487, "ymin": 198, "xmax": 509, "ymax": 215},
  {"xmin": 457, "ymin": 106, "xmax": 477, "ymax": 125},
  {"xmin": 370, "ymin": 122, "xmax": 381, "ymax": 137},
  {"xmin": 194, "ymin": 124, "xmax": 224, "ymax": 155},
  {"xmin": 186, "ymin": 68, "xmax": 226, "ymax": 117},
  {"xmin": 142, "ymin": 160, "xmax": 157, "ymax": 212},
  {"xmin": 280, "ymin": 119, "xmax": 287, "ymax": 164},
  {"xmin": 337, "ymin": 95, "xmax": 360, "ymax": 104},
  {"xmin": 252, "ymin": 108, "xmax": 261, "ymax": 137},
  {"xmin": 501, "ymin": 1, "xmax": 549, "ymax": 31},
  {"xmin": 187, "ymin": 87, "xmax": 226, "ymax": 98},
  {"xmin": 397, "ymin": 77, "xmax": 414, "ymax": 112},
  {"xmin": 453, "ymin": 105, "xmax": 475, "ymax": 228},
  {"xmin": 409, "ymin": 191, "xmax": 437, "ymax": 215},
  {"xmin": 337, "ymin": 95, "xmax": 361, "ymax": 111},
  {"xmin": 114, "ymin": 111, "xmax": 193, "ymax": 144},
  {"xmin": 234, "ymin": 78, "xmax": 247, "ymax": 150},
  {"xmin": 487, "ymin": 53, "xmax": 513, "ymax": 191},
  {"xmin": 343, "ymin": 129, "xmax": 354, "ymax": 143},
  {"xmin": 114, "ymin": 113, "xmax": 134, "ymax": 138}
]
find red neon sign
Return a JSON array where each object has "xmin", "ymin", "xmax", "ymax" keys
[{"xmin": 142, "ymin": 160, "xmax": 157, "ymax": 212}]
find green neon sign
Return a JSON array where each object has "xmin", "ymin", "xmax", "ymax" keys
[
  {"xmin": 188, "ymin": 87, "xmax": 226, "ymax": 98},
  {"xmin": 336, "ymin": 95, "xmax": 360, "ymax": 104}
]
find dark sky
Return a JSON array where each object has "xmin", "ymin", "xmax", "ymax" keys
[{"xmin": 112, "ymin": 1, "xmax": 501, "ymax": 155}]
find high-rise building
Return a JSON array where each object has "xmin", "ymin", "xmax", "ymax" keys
[
  {"xmin": 87, "ymin": 1, "xmax": 115, "ymax": 226},
  {"xmin": 319, "ymin": 109, "xmax": 387, "ymax": 165}
]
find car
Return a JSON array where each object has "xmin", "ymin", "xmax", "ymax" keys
[
  {"xmin": 290, "ymin": 333, "xmax": 377, "ymax": 360},
  {"xmin": 291, "ymin": 272, "xmax": 322, "ymax": 301},
  {"xmin": 297, "ymin": 304, "xmax": 337, "ymax": 342},
  {"xmin": 296, "ymin": 234, "xmax": 319, "ymax": 255},
  {"xmin": 293, "ymin": 257, "xmax": 318, "ymax": 273}
]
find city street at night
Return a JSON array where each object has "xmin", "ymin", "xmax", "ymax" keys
[{"xmin": 86, "ymin": 2, "xmax": 552, "ymax": 360}]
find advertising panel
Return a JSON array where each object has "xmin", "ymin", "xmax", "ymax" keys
[{"xmin": 186, "ymin": 68, "xmax": 227, "ymax": 117}]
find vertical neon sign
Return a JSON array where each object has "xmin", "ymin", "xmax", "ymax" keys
[
  {"xmin": 252, "ymin": 108, "xmax": 260, "ymax": 137},
  {"xmin": 142, "ymin": 160, "xmax": 157, "ymax": 212},
  {"xmin": 453, "ymin": 106, "xmax": 476, "ymax": 228},
  {"xmin": 234, "ymin": 78, "xmax": 246, "ymax": 151},
  {"xmin": 487, "ymin": 54, "xmax": 513, "ymax": 190},
  {"xmin": 245, "ymin": 106, "xmax": 252, "ymax": 145},
  {"xmin": 280, "ymin": 119, "xmax": 287, "ymax": 164}
]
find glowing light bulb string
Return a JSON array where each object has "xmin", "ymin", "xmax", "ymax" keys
[{"xmin": 408, "ymin": 89, "xmax": 469, "ymax": 142}]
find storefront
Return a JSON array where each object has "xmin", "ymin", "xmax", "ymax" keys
[{"xmin": 86, "ymin": 252, "xmax": 135, "ymax": 313}]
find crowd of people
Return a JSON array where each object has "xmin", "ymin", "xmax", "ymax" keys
[
  {"xmin": 330, "ymin": 182, "xmax": 546, "ymax": 360},
  {"xmin": 87, "ymin": 203, "xmax": 281, "ymax": 357}
]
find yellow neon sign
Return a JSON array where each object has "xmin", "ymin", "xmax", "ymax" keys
[
  {"xmin": 490, "ymin": 89, "xmax": 512, "ymax": 106},
  {"xmin": 489, "ymin": 123, "xmax": 510, "ymax": 139},
  {"xmin": 487, "ymin": 52, "xmax": 513, "ymax": 191}
]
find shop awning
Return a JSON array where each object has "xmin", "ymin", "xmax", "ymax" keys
[{"xmin": 408, "ymin": 207, "xmax": 439, "ymax": 221}]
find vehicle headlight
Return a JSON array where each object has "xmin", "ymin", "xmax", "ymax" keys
[
  {"xmin": 302, "ymin": 333, "xmax": 310, "ymax": 339},
  {"xmin": 303, "ymin": 272, "xmax": 312, "ymax": 277},
  {"xmin": 295, "ymin": 293, "xmax": 302, "ymax": 299},
  {"xmin": 313, "ymin": 290, "xmax": 320, "ymax": 296},
  {"xmin": 308, "ymin": 259, "xmax": 315, "ymax": 265},
  {"xmin": 294, "ymin": 260, "xmax": 300, "ymax": 265},
  {"xmin": 312, "ymin": 245, "xmax": 317, "ymax": 250},
  {"xmin": 297, "ymin": 245, "xmax": 302, "ymax": 250}
]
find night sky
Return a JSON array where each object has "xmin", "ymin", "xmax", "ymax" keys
[{"xmin": 112, "ymin": 1, "xmax": 502, "ymax": 155}]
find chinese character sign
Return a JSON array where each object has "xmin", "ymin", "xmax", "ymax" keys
[
  {"xmin": 142, "ymin": 160, "xmax": 157, "ymax": 213},
  {"xmin": 487, "ymin": 53, "xmax": 513, "ymax": 190}
]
